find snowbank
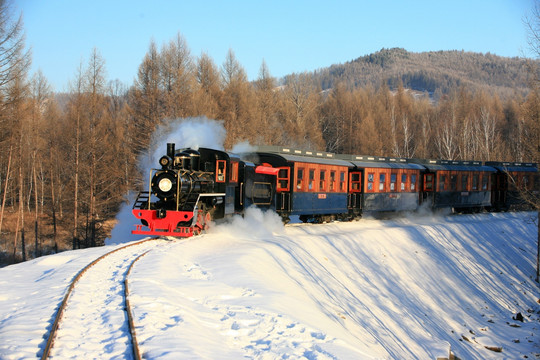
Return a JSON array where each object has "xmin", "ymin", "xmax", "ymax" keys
[{"xmin": 0, "ymin": 211, "xmax": 538, "ymax": 359}]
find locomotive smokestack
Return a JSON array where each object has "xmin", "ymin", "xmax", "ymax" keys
[{"xmin": 167, "ymin": 143, "xmax": 175, "ymax": 159}]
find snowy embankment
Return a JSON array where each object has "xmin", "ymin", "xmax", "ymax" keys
[{"xmin": 0, "ymin": 211, "xmax": 538, "ymax": 359}]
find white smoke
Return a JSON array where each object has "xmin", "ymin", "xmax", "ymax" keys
[
  {"xmin": 140, "ymin": 117, "xmax": 227, "ymax": 174},
  {"xmin": 209, "ymin": 206, "xmax": 285, "ymax": 238},
  {"xmin": 231, "ymin": 140, "xmax": 257, "ymax": 154},
  {"xmin": 106, "ymin": 192, "xmax": 148, "ymax": 245}
]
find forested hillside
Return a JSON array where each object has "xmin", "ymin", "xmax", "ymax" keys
[
  {"xmin": 0, "ymin": 2, "xmax": 538, "ymax": 263},
  {"xmin": 310, "ymin": 47, "xmax": 533, "ymax": 99}
]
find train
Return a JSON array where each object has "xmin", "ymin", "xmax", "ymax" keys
[{"xmin": 132, "ymin": 143, "xmax": 538, "ymax": 237}]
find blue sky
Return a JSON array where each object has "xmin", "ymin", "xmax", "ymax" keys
[{"xmin": 13, "ymin": 0, "xmax": 536, "ymax": 91}]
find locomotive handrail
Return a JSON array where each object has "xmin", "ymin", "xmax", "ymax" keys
[{"xmin": 176, "ymin": 169, "xmax": 182, "ymax": 211}]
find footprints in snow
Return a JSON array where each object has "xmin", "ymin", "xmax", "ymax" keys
[{"xmin": 181, "ymin": 262, "xmax": 335, "ymax": 358}]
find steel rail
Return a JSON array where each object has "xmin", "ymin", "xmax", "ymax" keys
[
  {"xmin": 40, "ymin": 238, "xmax": 160, "ymax": 360},
  {"xmin": 124, "ymin": 250, "xmax": 151, "ymax": 360}
]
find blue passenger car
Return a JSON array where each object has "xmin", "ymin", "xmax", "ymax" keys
[
  {"xmin": 339, "ymin": 155, "xmax": 424, "ymax": 214},
  {"xmin": 486, "ymin": 162, "xmax": 538, "ymax": 211},
  {"xmin": 416, "ymin": 159, "xmax": 496, "ymax": 212},
  {"xmin": 246, "ymin": 147, "xmax": 352, "ymax": 222}
]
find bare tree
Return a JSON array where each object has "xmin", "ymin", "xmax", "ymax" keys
[
  {"xmin": 282, "ymin": 72, "xmax": 323, "ymax": 149},
  {"xmin": 160, "ymin": 33, "xmax": 194, "ymax": 119},
  {"xmin": 220, "ymin": 48, "xmax": 254, "ymax": 148},
  {"xmin": 253, "ymin": 59, "xmax": 279, "ymax": 145},
  {"xmin": 194, "ymin": 51, "xmax": 221, "ymax": 119},
  {"xmin": 0, "ymin": 0, "xmax": 30, "ymax": 109}
]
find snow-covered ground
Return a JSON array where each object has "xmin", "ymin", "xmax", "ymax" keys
[{"xmin": 0, "ymin": 210, "xmax": 539, "ymax": 359}]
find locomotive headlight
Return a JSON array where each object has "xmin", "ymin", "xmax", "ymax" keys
[
  {"xmin": 152, "ymin": 171, "xmax": 177, "ymax": 200},
  {"xmin": 158, "ymin": 177, "xmax": 173, "ymax": 192}
]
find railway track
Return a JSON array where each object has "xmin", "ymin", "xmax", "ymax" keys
[{"xmin": 40, "ymin": 238, "xmax": 164, "ymax": 359}]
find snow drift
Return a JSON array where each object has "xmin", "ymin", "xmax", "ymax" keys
[{"xmin": 0, "ymin": 211, "xmax": 539, "ymax": 359}]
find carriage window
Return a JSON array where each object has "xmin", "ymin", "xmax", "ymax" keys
[
  {"xmin": 230, "ymin": 161, "xmax": 239, "ymax": 183},
  {"xmin": 439, "ymin": 175, "xmax": 446, "ymax": 191},
  {"xmin": 367, "ymin": 173, "xmax": 374, "ymax": 191},
  {"xmin": 320, "ymin": 170, "xmax": 326, "ymax": 191},
  {"xmin": 461, "ymin": 175, "xmax": 468, "ymax": 191},
  {"xmin": 450, "ymin": 175, "xmax": 457, "ymax": 191},
  {"xmin": 482, "ymin": 175, "xmax": 489, "ymax": 190},
  {"xmin": 296, "ymin": 168, "xmax": 304, "ymax": 190},
  {"xmin": 350, "ymin": 172, "xmax": 361, "ymax": 192},
  {"xmin": 411, "ymin": 174, "xmax": 416, "ymax": 191},
  {"xmin": 330, "ymin": 171, "xmax": 336, "ymax": 191},
  {"xmin": 379, "ymin": 173, "xmax": 386, "ymax": 191},
  {"xmin": 277, "ymin": 168, "xmax": 290, "ymax": 192},
  {"xmin": 425, "ymin": 174, "xmax": 433, "ymax": 190},
  {"xmin": 472, "ymin": 174, "xmax": 479, "ymax": 190},
  {"xmin": 216, "ymin": 160, "xmax": 226, "ymax": 182},
  {"xmin": 390, "ymin": 173, "xmax": 397, "ymax": 191},
  {"xmin": 401, "ymin": 174, "xmax": 407, "ymax": 191},
  {"xmin": 340, "ymin": 171, "xmax": 346, "ymax": 191},
  {"xmin": 309, "ymin": 169, "xmax": 315, "ymax": 191}
]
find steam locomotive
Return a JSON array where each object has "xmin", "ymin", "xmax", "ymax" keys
[{"xmin": 132, "ymin": 143, "xmax": 538, "ymax": 237}]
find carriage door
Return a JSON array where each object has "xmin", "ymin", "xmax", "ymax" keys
[
  {"xmin": 492, "ymin": 172, "xmax": 506, "ymax": 209},
  {"xmin": 421, "ymin": 172, "xmax": 435, "ymax": 205},
  {"xmin": 348, "ymin": 171, "xmax": 362, "ymax": 211},
  {"xmin": 276, "ymin": 167, "xmax": 291, "ymax": 212}
]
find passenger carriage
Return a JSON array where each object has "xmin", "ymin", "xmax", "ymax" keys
[
  {"xmin": 244, "ymin": 146, "xmax": 352, "ymax": 223},
  {"xmin": 415, "ymin": 159, "xmax": 496, "ymax": 212},
  {"xmin": 486, "ymin": 162, "xmax": 539, "ymax": 211},
  {"xmin": 338, "ymin": 155, "xmax": 424, "ymax": 214}
]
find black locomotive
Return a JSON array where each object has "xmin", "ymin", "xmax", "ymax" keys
[
  {"xmin": 132, "ymin": 144, "xmax": 538, "ymax": 237},
  {"xmin": 132, "ymin": 143, "xmax": 277, "ymax": 236}
]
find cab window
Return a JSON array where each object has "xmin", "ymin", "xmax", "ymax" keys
[
  {"xmin": 230, "ymin": 161, "xmax": 238, "ymax": 183},
  {"xmin": 216, "ymin": 160, "xmax": 226, "ymax": 182}
]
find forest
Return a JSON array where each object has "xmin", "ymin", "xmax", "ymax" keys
[{"xmin": 0, "ymin": 3, "xmax": 538, "ymax": 265}]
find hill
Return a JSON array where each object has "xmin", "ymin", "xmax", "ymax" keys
[
  {"xmin": 306, "ymin": 48, "xmax": 534, "ymax": 98},
  {"xmin": 0, "ymin": 210, "xmax": 538, "ymax": 359}
]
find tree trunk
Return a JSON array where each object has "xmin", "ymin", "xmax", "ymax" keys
[
  {"xmin": 18, "ymin": 146, "xmax": 25, "ymax": 261},
  {"xmin": 73, "ymin": 114, "xmax": 80, "ymax": 249},
  {"xmin": 0, "ymin": 145, "xmax": 13, "ymax": 246},
  {"xmin": 50, "ymin": 151, "xmax": 57, "ymax": 253},
  {"xmin": 33, "ymin": 150, "xmax": 39, "ymax": 257}
]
